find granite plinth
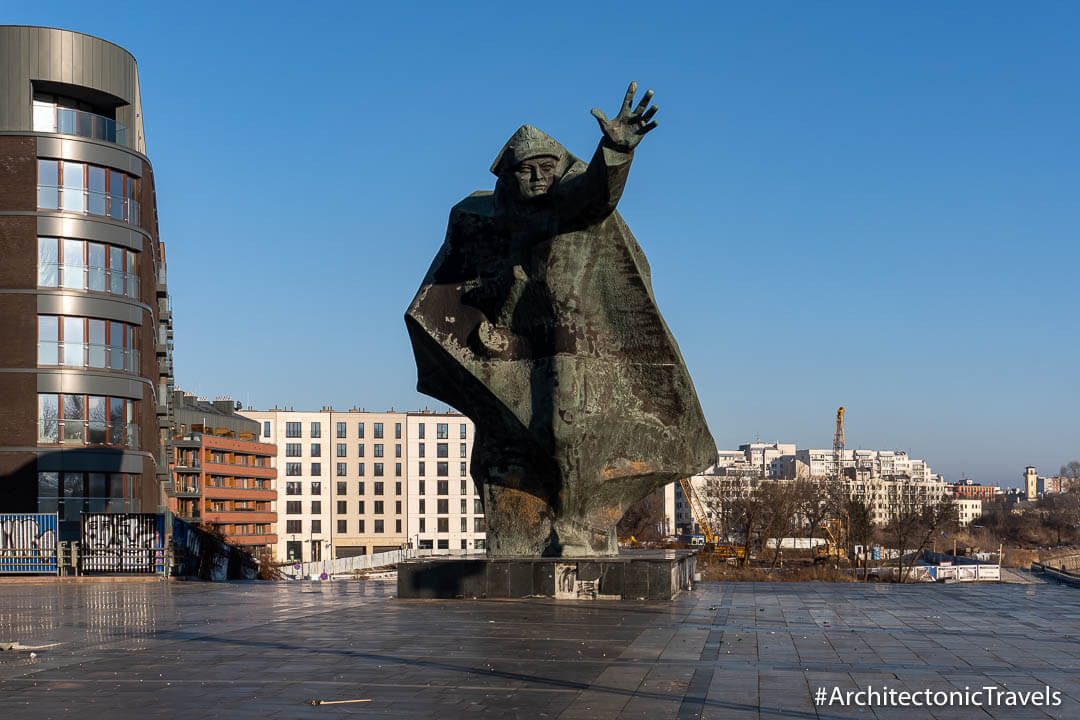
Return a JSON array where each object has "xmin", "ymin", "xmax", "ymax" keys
[{"xmin": 396, "ymin": 550, "xmax": 696, "ymax": 600}]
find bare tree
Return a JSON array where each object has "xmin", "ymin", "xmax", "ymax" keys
[
  {"xmin": 727, "ymin": 485, "xmax": 764, "ymax": 566},
  {"xmin": 843, "ymin": 496, "xmax": 875, "ymax": 580},
  {"xmin": 758, "ymin": 481, "xmax": 801, "ymax": 570},
  {"xmin": 795, "ymin": 478, "xmax": 830, "ymax": 542},
  {"xmin": 882, "ymin": 480, "xmax": 955, "ymax": 582},
  {"xmin": 617, "ymin": 490, "xmax": 666, "ymax": 542}
]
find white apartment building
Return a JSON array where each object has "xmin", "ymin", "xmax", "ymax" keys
[
  {"xmin": 241, "ymin": 408, "xmax": 485, "ymax": 562},
  {"xmin": 954, "ymin": 498, "xmax": 983, "ymax": 527}
]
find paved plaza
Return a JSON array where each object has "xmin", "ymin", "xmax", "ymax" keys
[{"xmin": 1, "ymin": 577, "xmax": 1079, "ymax": 719}]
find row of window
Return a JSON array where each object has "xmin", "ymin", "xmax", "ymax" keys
[
  {"xmin": 281, "ymin": 442, "xmax": 468, "ymax": 460},
  {"xmin": 38, "ymin": 237, "xmax": 140, "ymax": 298},
  {"xmin": 38, "ymin": 315, "xmax": 140, "ymax": 373},
  {"xmin": 38, "ymin": 159, "xmax": 140, "ymax": 224},
  {"xmin": 274, "ymin": 421, "xmax": 468, "ymax": 440},
  {"xmin": 285, "ymin": 500, "xmax": 405, "ymax": 516},
  {"xmin": 284, "ymin": 519, "xmax": 403, "ymax": 535},
  {"xmin": 417, "ymin": 499, "xmax": 484, "ymax": 515},
  {"xmin": 37, "ymin": 393, "xmax": 138, "ymax": 448},
  {"xmin": 285, "ymin": 481, "xmax": 403, "ymax": 497},
  {"xmin": 36, "ymin": 471, "xmax": 135, "ymax": 518},
  {"xmin": 415, "ymin": 517, "xmax": 486, "ymax": 533}
]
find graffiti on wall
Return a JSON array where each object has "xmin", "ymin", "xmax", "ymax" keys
[
  {"xmin": 171, "ymin": 517, "xmax": 258, "ymax": 581},
  {"xmin": 80, "ymin": 513, "xmax": 164, "ymax": 574},
  {"xmin": 0, "ymin": 514, "xmax": 59, "ymax": 574}
]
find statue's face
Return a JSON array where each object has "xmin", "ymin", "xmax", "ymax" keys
[{"xmin": 513, "ymin": 156, "xmax": 559, "ymax": 199}]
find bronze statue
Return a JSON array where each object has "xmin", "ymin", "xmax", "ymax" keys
[{"xmin": 406, "ymin": 83, "xmax": 714, "ymax": 557}]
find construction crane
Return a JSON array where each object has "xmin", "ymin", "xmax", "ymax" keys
[
  {"xmin": 833, "ymin": 407, "xmax": 845, "ymax": 487},
  {"xmin": 678, "ymin": 477, "xmax": 717, "ymax": 545}
]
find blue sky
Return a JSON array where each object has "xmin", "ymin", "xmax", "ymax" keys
[{"xmin": 9, "ymin": 2, "xmax": 1078, "ymax": 486}]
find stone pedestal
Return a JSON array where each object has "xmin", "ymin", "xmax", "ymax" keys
[{"xmin": 396, "ymin": 550, "xmax": 696, "ymax": 601}]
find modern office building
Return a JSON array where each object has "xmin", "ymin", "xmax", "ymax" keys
[
  {"xmin": 0, "ymin": 26, "xmax": 173, "ymax": 520},
  {"xmin": 170, "ymin": 392, "xmax": 277, "ymax": 556},
  {"xmin": 240, "ymin": 408, "xmax": 486, "ymax": 563}
]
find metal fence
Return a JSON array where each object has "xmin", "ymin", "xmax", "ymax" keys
[
  {"xmin": 79, "ymin": 513, "xmax": 165, "ymax": 574},
  {"xmin": 0, "ymin": 513, "xmax": 59, "ymax": 574}
]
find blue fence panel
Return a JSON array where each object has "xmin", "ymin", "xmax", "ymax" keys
[{"xmin": 0, "ymin": 513, "xmax": 59, "ymax": 574}]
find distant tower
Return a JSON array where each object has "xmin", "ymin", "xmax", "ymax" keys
[
  {"xmin": 833, "ymin": 407, "xmax": 845, "ymax": 482},
  {"xmin": 1025, "ymin": 466, "xmax": 1038, "ymax": 501}
]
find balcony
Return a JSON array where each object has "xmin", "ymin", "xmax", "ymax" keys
[
  {"xmin": 38, "ymin": 341, "xmax": 140, "ymax": 375},
  {"xmin": 37, "ymin": 419, "xmax": 139, "ymax": 449},
  {"xmin": 156, "ymin": 265, "xmax": 168, "ymax": 296},
  {"xmin": 38, "ymin": 185, "xmax": 140, "ymax": 225},
  {"xmin": 172, "ymin": 485, "xmax": 202, "ymax": 498},
  {"xmin": 39, "ymin": 262, "xmax": 140, "ymax": 299},
  {"xmin": 33, "ymin": 102, "xmax": 128, "ymax": 147}
]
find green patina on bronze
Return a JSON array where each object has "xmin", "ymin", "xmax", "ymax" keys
[{"xmin": 405, "ymin": 83, "xmax": 715, "ymax": 557}]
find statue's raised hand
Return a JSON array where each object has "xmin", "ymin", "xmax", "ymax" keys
[{"xmin": 590, "ymin": 82, "xmax": 658, "ymax": 152}]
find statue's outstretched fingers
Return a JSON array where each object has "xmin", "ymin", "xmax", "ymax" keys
[
  {"xmin": 622, "ymin": 82, "xmax": 638, "ymax": 111},
  {"xmin": 634, "ymin": 90, "xmax": 654, "ymax": 115}
]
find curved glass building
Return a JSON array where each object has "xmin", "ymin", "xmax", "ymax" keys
[{"xmin": 0, "ymin": 26, "xmax": 173, "ymax": 520}]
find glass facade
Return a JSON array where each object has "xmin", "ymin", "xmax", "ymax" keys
[
  {"xmin": 37, "ymin": 393, "xmax": 139, "ymax": 448},
  {"xmin": 38, "ymin": 159, "xmax": 139, "ymax": 224},
  {"xmin": 37, "ymin": 237, "xmax": 139, "ymax": 298},
  {"xmin": 32, "ymin": 95, "xmax": 128, "ymax": 146},
  {"xmin": 37, "ymin": 315, "xmax": 140, "ymax": 373},
  {"xmin": 37, "ymin": 471, "xmax": 135, "ymax": 518}
]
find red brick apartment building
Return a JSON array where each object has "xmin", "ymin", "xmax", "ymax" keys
[
  {"xmin": 170, "ymin": 393, "xmax": 277, "ymax": 557},
  {"xmin": 949, "ymin": 481, "xmax": 999, "ymax": 502}
]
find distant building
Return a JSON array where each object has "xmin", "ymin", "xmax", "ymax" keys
[
  {"xmin": 1025, "ymin": 466, "xmax": 1038, "ymax": 502},
  {"xmin": 954, "ymin": 498, "xmax": 983, "ymax": 527},
  {"xmin": 948, "ymin": 480, "xmax": 1000, "ymax": 502},
  {"xmin": 170, "ymin": 392, "xmax": 277, "ymax": 556},
  {"xmin": 240, "ymin": 408, "xmax": 485, "ymax": 563}
]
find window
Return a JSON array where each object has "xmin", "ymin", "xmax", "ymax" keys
[
  {"xmin": 336, "ymin": 463, "xmax": 347, "ymax": 477},
  {"xmin": 373, "ymin": 444, "xmax": 383, "ymax": 457},
  {"xmin": 437, "ymin": 423, "xmax": 448, "ymax": 439},
  {"xmin": 65, "ymin": 242, "xmax": 140, "ymax": 299},
  {"xmin": 461, "ymin": 518, "xmax": 467, "ymax": 532},
  {"xmin": 437, "ymin": 518, "xmax": 449, "ymax": 533},
  {"xmin": 418, "ymin": 461, "xmax": 426, "ymax": 477},
  {"xmin": 32, "ymin": 94, "xmax": 127, "ymax": 146},
  {"xmin": 285, "ymin": 463, "xmax": 301, "ymax": 476},
  {"xmin": 337, "ymin": 501, "xmax": 347, "ymax": 515},
  {"xmin": 311, "ymin": 520, "xmax": 322, "ymax": 534},
  {"xmin": 374, "ymin": 501, "xmax": 384, "ymax": 514},
  {"xmin": 395, "ymin": 481, "xmax": 401, "ymax": 495},
  {"xmin": 418, "ymin": 443, "xmax": 425, "ymax": 458},
  {"xmin": 286, "ymin": 482, "xmax": 302, "ymax": 495},
  {"xmin": 475, "ymin": 539, "xmax": 485, "ymax": 550},
  {"xmin": 460, "ymin": 479, "xmax": 468, "ymax": 495},
  {"xmin": 396, "ymin": 519, "xmax": 402, "ymax": 533},
  {"xmin": 37, "ymin": 159, "xmax": 139, "ymax": 223},
  {"xmin": 310, "ymin": 463, "xmax": 321, "ymax": 476},
  {"xmin": 437, "ymin": 499, "xmax": 449, "ymax": 514},
  {"xmin": 358, "ymin": 481, "xmax": 365, "ymax": 495},
  {"xmin": 419, "ymin": 499, "xmax": 426, "ymax": 514},
  {"xmin": 460, "ymin": 423, "xmax": 467, "ymax": 440},
  {"xmin": 460, "ymin": 499, "xmax": 467, "ymax": 514},
  {"xmin": 286, "ymin": 520, "xmax": 301, "ymax": 534},
  {"xmin": 337, "ymin": 520, "xmax": 347, "ymax": 534},
  {"xmin": 357, "ymin": 422, "xmax": 364, "ymax": 438},
  {"xmin": 417, "ymin": 423, "xmax": 425, "ymax": 439},
  {"xmin": 373, "ymin": 423, "xmax": 383, "ymax": 439},
  {"xmin": 395, "ymin": 463, "xmax": 401, "ymax": 477},
  {"xmin": 474, "ymin": 517, "xmax": 486, "ymax": 532},
  {"xmin": 311, "ymin": 501, "xmax": 321, "ymax": 514},
  {"xmin": 460, "ymin": 462, "xmax": 467, "ymax": 477},
  {"xmin": 336, "ymin": 443, "xmax": 347, "ymax": 457},
  {"xmin": 336, "ymin": 481, "xmax": 347, "ymax": 495},
  {"xmin": 374, "ymin": 520, "xmax": 384, "ymax": 533},
  {"xmin": 438, "ymin": 480, "xmax": 448, "ymax": 495},
  {"xmin": 358, "ymin": 462, "xmax": 365, "ymax": 476},
  {"xmin": 437, "ymin": 443, "xmax": 448, "ymax": 458},
  {"xmin": 474, "ymin": 499, "xmax": 482, "ymax": 514},
  {"xmin": 395, "ymin": 500, "xmax": 402, "ymax": 514},
  {"xmin": 358, "ymin": 501, "xmax": 365, "ymax": 513},
  {"xmin": 358, "ymin": 519, "xmax": 365, "ymax": 532},
  {"xmin": 394, "ymin": 423, "xmax": 402, "ymax": 439},
  {"xmin": 310, "ymin": 422, "xmax": 321, "ymax": 438},
  {"xmin": 286, "ymin": 501, "xmax": 302, "ymax": 515},
  {"xmin": 310, "ymin": 443, "xmax": 321, "ymax": 457},
  {"xmin": 336, "ymin": 422, "xmax": 347, "ymax": 438},
  {"xmin": 437, "ymin": 462, "xmax": 449, "ymax": 477},
  {"xmin": 285, "ymin": 443, "xmax": 301, "ymax": 457},
  {"xmin": 263, "ymin": 421, "xmax": 271, "ymax": 438},
  {"xmin": 286, "ymin": 422, "xmax": 301, "ymax": 438},
  {"xmin": 311, "ymin": 482, "xmax": 322, "ymax": 495},
  {"xmin": 374, "ymin": 463, "xmax": 384, "ymax": 477},
  {"xmin": 395, "ymin": 444, "xmax": 402, "ymax": 458},
  {"xmin": 418, "ymin": 480, "xmax": 426, "ymax": 495},
  {"xmin": 36, "ymin": 393, "xmax": 137, "ymax": 448},
  {"xmin": 374, "ymin": 481, "xmax": 384, "ymax": 496},
  {"xmin": 419, "ymin": 519, "xmax": 426, "ymax": 532}
]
